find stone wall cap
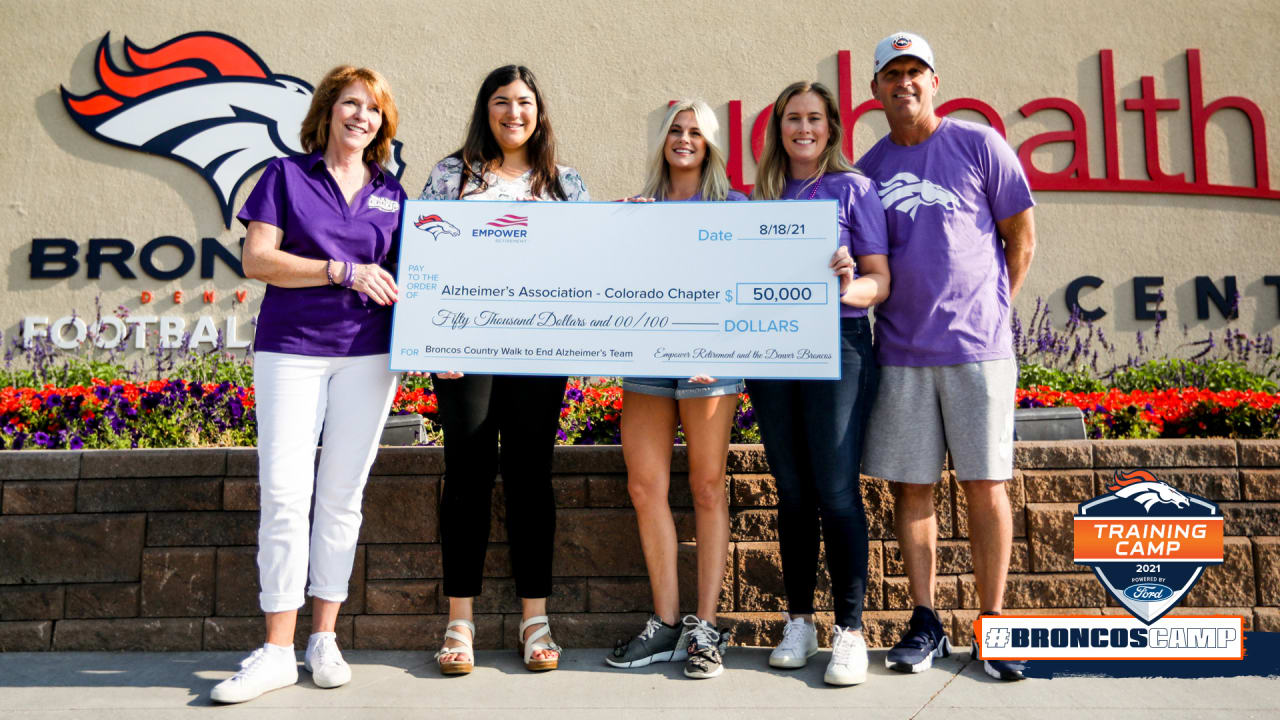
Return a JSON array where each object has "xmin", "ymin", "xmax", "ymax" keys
[
  {"xmin": 552, "ymin": 446, "xmax": 626, "ymax": 474},
  {"xmin": 0, "ymin": 451, "xmax": 80, "ymax": 480},
  {"xmin": 224, "ymin": 448, "xmax": 259, "ymax": 477},
  {"xmin": 1093, "ymin": 439, "xmax": 1237, "ymax": 468},
  {"xmin": 367, "ymin": 446, "xmax": 443, "ymax": 475},
  {"xmin": 1013, "ymin": 440, "xmax": 1093, "ymax": 469},
  {"xmin": 1239, "ymin": 440, "xmax": 1280, "ymax": 468},
  {"xmin": 80, "ymin": 449, "xmax": 227, "ymax": 478}
]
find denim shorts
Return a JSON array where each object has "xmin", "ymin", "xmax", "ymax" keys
[{"xmin": 621, "ymin": 376, "xmax": 744, "ymax": 399}]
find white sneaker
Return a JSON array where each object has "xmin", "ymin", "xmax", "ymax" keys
[
  {"xmin": 210, "ymin": 644, "xmax": 298, "ymax": 704},
  {"xmin": 769, "ymin": 615, "xmax": 818, "ymax": 668},
  {"xmin": 824, "ymin": 626, "xmax": 869, "ymax": 686},
  {"xmin": 305, "ymin": 632, "xmax": 352, "ymax": 689}
]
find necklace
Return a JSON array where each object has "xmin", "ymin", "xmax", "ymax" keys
[
  {"xmin": 792, "ymin": 172, "xmax": 823, "ymax": 200},
  {"xmin": 493, "ymin": 163, "xmax": 531, "ymax": 180}
]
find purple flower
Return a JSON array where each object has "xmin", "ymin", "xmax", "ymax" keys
[
  {"xmin": 565, "ymin": 387, "xmax": 584, "ymax": 403},
  {"xmin": 68, "ymin": 434, "xmax": 84, "ymax": 450},
  {"xmin": 189, "ymin": 383, "xmax": 205, "ymax": 400},
  {"xmin": 11, "ymin": 432, "xmax": 25, "ymax": 450},
  {"xmin": 93, "ymin": 386, "xmax": 111, "ymax": 401},
  {"xmin": 32, "ymin": 431, "xmax": 51, "ymax": 447}
]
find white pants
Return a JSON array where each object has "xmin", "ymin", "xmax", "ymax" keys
[{"xmin": 254, "ymin": 351, "xmax": 399, "ymax": 613}]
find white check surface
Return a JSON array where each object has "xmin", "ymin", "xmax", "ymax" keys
[{"xmin": 390, "ymin": 199, "xmax": 841, "ymax": 378}]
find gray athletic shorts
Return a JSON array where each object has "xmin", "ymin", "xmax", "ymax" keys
[{"xmin": 863, "ymin": 358, "xmax": 1016, "ymax": 484}]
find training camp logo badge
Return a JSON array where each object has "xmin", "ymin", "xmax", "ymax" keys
[
  {"xmin": 1074, "ymin": 469, "xmax": 1224, "ymax": 624},
  {"xmin": 414, "ymin": 214, "xmax": 460, "ymax": 240},
  {"xmin": 61, "ymin": 31, "xmax": 405, "ymax": 228}
]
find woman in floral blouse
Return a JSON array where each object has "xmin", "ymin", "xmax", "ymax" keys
[{"xmin": 418, "ymin": 64, "xmax": 587, "ymax": 676}]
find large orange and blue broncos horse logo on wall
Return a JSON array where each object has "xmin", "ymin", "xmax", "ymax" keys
[{"xmin": 61, "ymin": 32, "xmax": 405, "ymax": 228}]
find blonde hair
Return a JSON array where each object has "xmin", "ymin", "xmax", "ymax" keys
[
  {"xmin": 300, "ymin": 66, "xmax": 400, "ymax": 168},
  {"xmin": 640, "ymin": 99, "xmax": 732, "ymax": 201},
  {"xmin": 752, "ymin": 82, "xmax": 854, "ymax": 200}
]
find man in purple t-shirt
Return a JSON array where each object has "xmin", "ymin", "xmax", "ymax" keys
[{"xmin": 856, "ymin": 32, "xmax": 1037, "ymax": 681}]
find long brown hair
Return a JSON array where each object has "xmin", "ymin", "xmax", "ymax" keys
[
  {"xmin": 752, "ymin": 81, "xmax": 854, "ymax": 200},
  {"xmin": 453, "ymin": 65, "xmax": 566, "ymax": 200},
  {"xmin": 299, "ymin": 66, "xmax": 399, "ymax": 167}
]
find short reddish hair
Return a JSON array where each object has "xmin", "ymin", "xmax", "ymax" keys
[{"xmin": 299, "ymin": 66, "xmax": 399, "ymax": 167}]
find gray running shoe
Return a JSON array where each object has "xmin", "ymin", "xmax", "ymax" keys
[
  {"xmin": 682, "ymin": 615, "xmax": 730, "ymax": 679},
  {"xmin": 605, "ymin": 614, "xmax": 686, "ymax": 668}
]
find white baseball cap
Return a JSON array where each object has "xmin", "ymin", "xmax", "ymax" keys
[{"xmin": 873, "ymin": 32, "xmax": 935, "ymax": 74}]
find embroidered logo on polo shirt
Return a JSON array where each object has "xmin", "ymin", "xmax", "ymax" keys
[
  {"xmin": 876, "ymin": 171, "xmax": 963, "ymax": 220},
  {"xmin": 60, "ymin": 31, "xmax": 407, "ymax": 229},
  {"xmin": 368, "ymin": 196, "xmax": 400, "ymax": 213}
]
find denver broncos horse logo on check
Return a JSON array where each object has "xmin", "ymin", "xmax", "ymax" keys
[
  {"xmin": 60, "ymin": 31, "xmax": 405, "ymax": 228},
  {"xmin": 876, "ymin": 171, "xmax": 963, "ymax": 220},
  {"xmin": 414, "ymin": 214, "xmax": 460, "ymax": 240}
]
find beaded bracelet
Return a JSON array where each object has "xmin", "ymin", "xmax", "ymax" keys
[{"xmin": 325, "ymin": 259, "xmax": 338, "ymax": 286}]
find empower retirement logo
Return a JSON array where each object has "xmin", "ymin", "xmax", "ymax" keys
[{"xmin": 974, "ymin": 469, "xmax": 1244, "ymax": 662}]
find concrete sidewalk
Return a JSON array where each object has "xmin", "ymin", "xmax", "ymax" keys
[{"xmin": 0, "ymin": 647, "xmax": 1274, "ymax": 719}]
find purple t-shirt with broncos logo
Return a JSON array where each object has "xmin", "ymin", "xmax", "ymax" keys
[{"xmin": 857, "ymin": 117, "xmax": 1034, "ymax": 366}]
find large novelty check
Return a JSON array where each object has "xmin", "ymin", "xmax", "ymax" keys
[{"xmin": 389, "ymin": 199, "xmax": 840, "ymax": 379}]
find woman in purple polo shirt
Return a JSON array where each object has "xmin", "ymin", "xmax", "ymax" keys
[
  {"xmin": 604, "ymin": 99, "xmax": 744, "ymax": 680},
  {"xmin": 748, "ymin": 81, "xmax": 890, "ymax": 686},
  {"xmin": 420, "ymin": 65, "xmax": 588, "ymax": 675},
  {"xmin": 210, "ymin": 66, "xmax": 406, "ymax": 704}
]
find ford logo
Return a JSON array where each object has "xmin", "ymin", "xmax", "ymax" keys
[{"xmin": 1123, "ymin": 583, "xmax": 1173, "ymax": 601}]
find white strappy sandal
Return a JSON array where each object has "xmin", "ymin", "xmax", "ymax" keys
[
  {"xmin": 434, "ymin": 618, "xmax": 476, "ymax": 675},
  {"xmin": 518, "ymin": 615, "xmax": 561, "ymax": 671}
]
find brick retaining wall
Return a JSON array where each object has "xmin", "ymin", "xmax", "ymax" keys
[{"xmin": 1, "ymin": 440, "xmax": 1278, "ymax": 652}]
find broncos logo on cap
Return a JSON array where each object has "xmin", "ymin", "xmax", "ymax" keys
[
  {"xmin": 61, "ymin": 32, "xmax": 405, "ymax": 228},
  {"xmin": 876, "ymin": 171, "xmax": 963, "ymax": 220},
  {"xmin": 892, "ymin": 36, "xmax": 913, "ymax": 50},
  {"xmin": 1106, "ymin": 469, "xmax": 1192, "ymax": 512},
  {"xmin": 414, "ymin": 214, "xmax": 460, "ymax": 240}
]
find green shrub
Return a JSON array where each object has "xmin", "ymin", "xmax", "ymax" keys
[{"xmin": 1109, "ymin": 359, "xmax": 1278, "ymax": 393}]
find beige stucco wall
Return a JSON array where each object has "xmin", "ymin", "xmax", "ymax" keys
[{"xmin": 2, "ymin": 0, "xmax": 1278, "ymax": 365}]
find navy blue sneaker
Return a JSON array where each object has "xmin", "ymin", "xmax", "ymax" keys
[
  {"xmin": 972, "ymin": 614, "xmax": 1025, "ymax": 681},
  {"xmin": 885, "ymin": 606, "xmax": 951, "ymax": 673}
]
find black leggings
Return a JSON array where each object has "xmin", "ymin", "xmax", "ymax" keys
[
  {"xmin": 745, "ymin": 318, "xmax": 878, "ymax": 629},
  {"xmin": 434, "ymin": 373, "xmax": 567, "ymax": 599}
]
